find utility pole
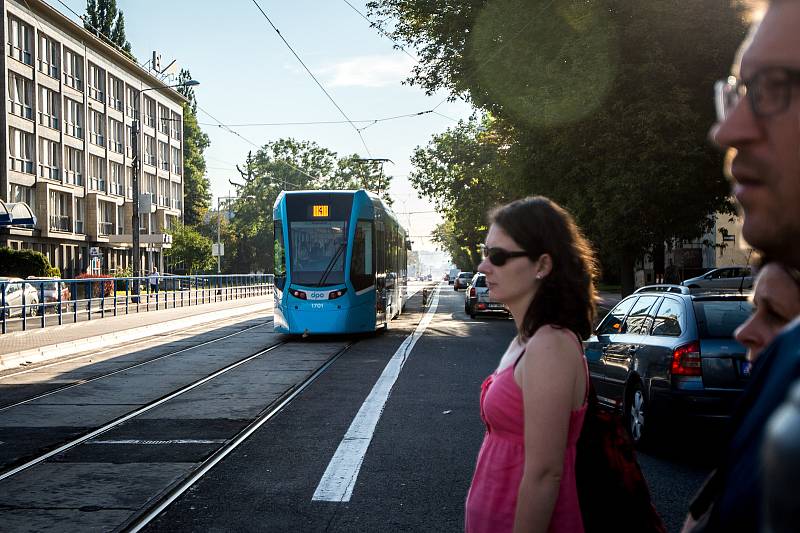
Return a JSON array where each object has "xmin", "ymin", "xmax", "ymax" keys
[{"xmin": 131, "ymin": 118, "xmax": 141, "ymax": 292}]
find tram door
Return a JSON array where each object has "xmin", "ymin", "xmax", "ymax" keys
[{"xmin": 376, "ymin": 223, "xmax": 386, "ymax": 325}]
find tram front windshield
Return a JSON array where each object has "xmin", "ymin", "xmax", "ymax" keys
[{"xmin": 289, "ymin": 221, "xmax": 348, "ymax": 286}]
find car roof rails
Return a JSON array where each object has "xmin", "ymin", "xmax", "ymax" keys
[
  {"xmin": 688, "ymin": 287, "xmax": 752, "ymax": 296},
  {"xmin": 634, "ymin": 284, "xmax": 690, "ymax": 295}
]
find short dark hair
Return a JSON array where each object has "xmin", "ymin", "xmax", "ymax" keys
[{"xmin": 489, "ymin": 196, "xmax": 599, "ymax": 340}]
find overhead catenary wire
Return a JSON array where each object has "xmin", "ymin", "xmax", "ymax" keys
[
  {"xmin": 198, "ymin": 109, "xmax": 435, "ymax": 129},
  {"xmin": 339, "ymin": 0, "xmax": 418, "ymax": 63},
  {"xmin": 250, "ymin": 0, "xmax": 371, "ymax": 157}
]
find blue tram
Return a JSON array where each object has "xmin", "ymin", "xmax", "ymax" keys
[{"xmin": 272, "ymin": 190, "xmax": 408, "ymax": 334}]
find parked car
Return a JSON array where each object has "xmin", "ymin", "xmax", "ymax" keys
[
  {"xmin": 584, "ymin": 285, "xmax": 753, "ymax": 446},
  {"xmin": 27, "ymin": 276, "xmax": 71, "ymax": 311},
  {"xmin": 0, "ymin": 277, "xmax": 40, "ymax": 318},
  {"xmin": 464, "ymin": 273, "xmax": 509, "ymax": 318},
  {"xmin": 682, "ymin": 266, "xmax": 753, "ymax": 290},
  {"xmin": 453, "ymin": 271, "xmax": 474, "ymax": 291}
]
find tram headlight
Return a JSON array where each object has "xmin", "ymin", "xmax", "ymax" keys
[
  {"xmin": 328, "ymin": 288, "xmax": 348, "ymax": 299},
  {"xmin": 289, "ymin": 289, "xmax": 307, "ymax": 300}
]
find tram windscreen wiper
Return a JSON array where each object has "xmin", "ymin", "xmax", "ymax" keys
[{"xmin": 317, "ymin": 242, "xmax": 347, "ymax": 287}]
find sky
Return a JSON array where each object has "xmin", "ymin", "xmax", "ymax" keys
[{"xmin": 52, "ymin": 0, "xmax": 476, "ymax": 255}]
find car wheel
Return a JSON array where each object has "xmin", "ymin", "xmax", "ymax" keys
[
  {"xmin": 625, "ymin": 381, "xmax": 648, "ymax": 446},
  {"xmin": 28, "ymin": 302, "xmax": 39, "ymax": 317},
  {"xmin": 464, "ymin": 302, "xmax": 469, "ymax": 313},
  {"xmin": 470, "ymin": 312, "xmax": 476, "ymax": 319}
]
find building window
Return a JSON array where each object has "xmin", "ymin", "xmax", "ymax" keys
[
  {"xmin": 7, "ymin": 16, "xmax": 33, "ymax": 65},
  {"xmin": 8, "ymin": 72, "xmax": 33, "ymax": 120},
  {"xmin": 171, "ymin": 146, "xmax": 182, "ymax": 174},
  {"xmin": 110, "ymin": 161, "xmax": 124, "ymax": 196},
  {"xmin": 64, "ymin": 146, "xmax": 84, "ymax": 186},
  {"xmin": 8, "ymin": 127, "xmax": 34, "ymax": 174},
  {"xmin": 117, "ymin": 205, "xmax": 125, "ymax": 235},
  {"xmin": 38, "ymin": 137, "xmax": 60, "ymax": 180},
  {"xmin": 145, "ymin": 173, "xmax": 157, "ymax": 199},
  {"xmin": 89, "ymin": 155, "xmax": 106, "ymax": 191},
  {"xmin": 38, "ymin": 85, "xmax": 60, "ymax": 129},
  {"xmin": 38, "ymin": 33, "xmax": 60, "ymax": 78},
  {"xmin": 125, "ymin": 85, "xmax": 139, "ymax": 119},
  {"xmin": 108, "ymin": 118, "xmax": 123, "ymax": 153},
  {"xmin": 75, "ymin": 197, "xmax": 85, "ymax": 234},
  {"xmin": 171, "ymin": 182, "xmax": 181, "ymax": 210},
  {"xmin": 63, "ymin": 48, "xmax": 84, "ymax": 91},
  {"xmin": 87, "ymin": 63, "xmax": 105, "ymax": 102},
  {"xmin": 125, "ymin": 166, "xmax": 133, "ymax": 199},
  {"xmin": 64, "ymin": 97, "xmax": 83, "ymax": 138},
  {"xmin": 171, "ymin": 111, "xmax": 182, "ymax": 140},
  {"xmin": 107, "ymin": 74, "xmax": 123, "ymax": 111},
  {"xmin": 49, "ymin": 190, "xmax": 71, "ymax": 232},
  {"xmin": 158, "ymin": 141, "xmax": 170, "ymax": 171},
  {"xmin": 144, "ymin": 135, "xmax": 156, "ymax": 166},
  {"xmin": 10, "ymin": 184, "xmax": 36, "ymax": 207},
  {"xmin": 89, "ymin": 109, "xmax": 105, "ymax": 146},
  {"xmin": 158, "ymin": 177, "xmax": 170, "ymax": 206},
  {"xmin": 99, "ymin": 201, "xmax": 114, "ymax": 236},
  {"xmin": 143, "ymin": 96, "xmax": 155, "ymax": 127},
  {"xmin": 158, "ymin": 104, "xmax": 170, "ymax": 134}
]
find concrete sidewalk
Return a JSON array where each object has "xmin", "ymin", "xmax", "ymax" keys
[{"xmin": 0, "ymin": 295, "xmax": 273, "ymax": 372}]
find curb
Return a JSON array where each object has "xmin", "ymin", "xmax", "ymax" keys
[{"xmin": 0, "ymin": 302, "xmax": 271, "ymax": 372}]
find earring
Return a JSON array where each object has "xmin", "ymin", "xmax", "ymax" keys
[{"xmin": 536, "ymin": 274, "xmax": 542, "ymax": 280}]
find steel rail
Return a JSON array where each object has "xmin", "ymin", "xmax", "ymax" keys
[
  {"xmin": 0, "ymin": 340, "xmax": 288, "ymax": 482},
  {"xmin": 123, "ymin": 341, "xmax": 357, "ymax": 533},
  {"xmin": 0, "ymin": 317, "xmax": 273, "ymax": 411}
]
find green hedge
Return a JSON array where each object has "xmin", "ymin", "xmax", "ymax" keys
[{"xmin": 0, "ymin": 247, "xmax": 60, "ymax": 277}]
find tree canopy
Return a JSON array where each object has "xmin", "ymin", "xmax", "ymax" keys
[
  {"xmin": 224, "ymin": 138, "xmax": 392, "ymax": 273},
  {"xmin": 166, "ymin": 224, "xmax": 214, "ymax": 275},
  {"xmin": 84, "ymin": 0, "xmax": 135, "ymax": 61},
  {"xmin": 177, "ymin": 69, "xmax": 211, "ymax": 226},
  {"xmin": 368, "ymin": 0, "xmax": 748, "ymax": 292}
]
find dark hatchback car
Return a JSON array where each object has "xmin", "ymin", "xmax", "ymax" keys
[{"xmin": 584, "ymin": 285, "xmax": 753, "ymax": 445}]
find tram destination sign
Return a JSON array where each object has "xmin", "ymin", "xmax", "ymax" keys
[{"xmin": 312, "ymin": 205, "xmax": 329, "ymax": 218}]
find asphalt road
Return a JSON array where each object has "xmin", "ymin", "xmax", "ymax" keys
[{"xmin": 145, "ymin": 284, "xmax": 712, "ymax": 532}]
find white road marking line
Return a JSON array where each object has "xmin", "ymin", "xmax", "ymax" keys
[
  {"xmin": 87, "ymin": 439, "xmax": 227, "ymax": 445},
  {"xmin": 312, "ymin": 286, "xmax": 441, "ymax": 502}
]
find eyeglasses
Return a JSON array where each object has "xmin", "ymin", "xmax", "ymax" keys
[
  {"xmin": 714, "ymin": 66, "xmax": 800, "ymax": 122},
  {"xmin": 482, "ymin": 247, "xmax": 529, "ymax": 266}
]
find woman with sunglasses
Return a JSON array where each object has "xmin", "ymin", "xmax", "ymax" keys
[{"xmin": 465, "ymin": 197, "xmax": 598, "ymax": 533}]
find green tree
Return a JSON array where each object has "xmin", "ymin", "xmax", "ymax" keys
[
  {"xmin": 369, "ymin": 0, "xmax": 748, "ymax": 294},
  {"xmin": 176, "ymin": 69, "xmax": 211, "ymax": 226},
  {"xmin": 84, "ymin": 0, "xmax": 135, "ymax": 61},
  {"xmin": 166, "ymin": 224, "xmax": 214, "ymax": 274},
  {"xmin": 227, "ymin": 138, "xmax": 392, "ymax": 273}
]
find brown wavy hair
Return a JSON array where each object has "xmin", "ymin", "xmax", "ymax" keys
[{"xmin": 489, "ymin": 196, "xmax": 599, "ymax": 340}]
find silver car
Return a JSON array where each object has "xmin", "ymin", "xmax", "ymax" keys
[
  {"xmin": 464, "ymin": 273, "xmax": 509, "ymax": 318},
  {"xmin": 681, "ymin": 266, "xmax": 753, "ymax": 290},
  {"xmin": 0, "ymin": 277, "xmax": 40, "ymax": 318}
]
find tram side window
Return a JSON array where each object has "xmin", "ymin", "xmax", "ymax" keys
[
  {"xmin": 274, "ymin": 220, "xmax": 286, "ymax": 290},
  {"xmin": 351, "ymin": 220, "xmax": 375, "ymax": 291},
  {"xmin": 376, "ymin": 225, "xmax": 385, "ymax": 275}
]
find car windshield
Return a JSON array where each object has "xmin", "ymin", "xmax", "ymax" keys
[
  {"xmin": 459, "ymin": 272, "xmax": 473, "ymax": 278},
  {"xmin": 693, "ymin": 299, "xmax": 753, "ymax": 338},
  {"xmin": 473, "ymin": 276, "xmax": 487, "ymax": 287}
]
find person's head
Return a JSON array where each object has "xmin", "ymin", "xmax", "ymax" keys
[
  {"xmin": 712, "ymin": 0, "xmax": 800, "ymax": 268},
  {"xmin": 735, "ymin": 260, "xmax": 800, "ymax": 361},
  {"xmin": 477, "ymin": 196, "xmax": 599, "ymax": 340}
]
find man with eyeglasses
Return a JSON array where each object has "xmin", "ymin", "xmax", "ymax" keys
[{"xmin": 683, "ymin": 1, "xmax": 800, "ymax": 531}]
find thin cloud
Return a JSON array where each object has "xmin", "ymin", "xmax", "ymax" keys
[{"xmin": 323, "ymin": 54, "xmax": 415, "ymax": 88}]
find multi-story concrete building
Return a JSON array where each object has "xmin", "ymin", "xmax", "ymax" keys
[{"xmin": 1, "ymin": 0, "xmax": 186, "ymax": 277}]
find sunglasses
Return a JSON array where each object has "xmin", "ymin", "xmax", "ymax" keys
[{"xmin": 483, "ymin": 247, "xmax": 529, "ymax": 266}]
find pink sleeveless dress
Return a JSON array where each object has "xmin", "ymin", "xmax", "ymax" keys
[{"xmin": 465, "ymin": 336, "xmax": 588, "ymax": 533}]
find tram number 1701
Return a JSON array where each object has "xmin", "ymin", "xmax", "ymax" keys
[{"xmin": 311, "ymin": 303, "xmax": 324, "ymax": 309}]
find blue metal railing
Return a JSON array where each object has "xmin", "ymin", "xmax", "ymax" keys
[{"xmin": 0, "ymin": 274, "xmax": 274, "ymax": 334}]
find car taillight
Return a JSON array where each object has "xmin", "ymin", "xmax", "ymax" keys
[
  {"xmin": 672, "ymin": 341, "xmax": 702, "ymax": 376},
  {"xmin": 289, "ymin": 289, "xmax": 307, "ymax": 300},
  {"xmin": 328, "ymin": 288, "xmax": 347, "ymax": 299},
  {"xmin": 469, "ymin": 287, "xmax": 476, "ymax": 297}
]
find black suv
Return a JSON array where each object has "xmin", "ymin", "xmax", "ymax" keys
[{"xmin": 584, "ymin": 285, "xmax": 752, "ymax": 445}]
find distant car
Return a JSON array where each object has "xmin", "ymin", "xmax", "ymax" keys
[
  {"xmin": 464, "ymin": 273, "xmax": 509, "ymax": 318},
  {"xmin": 0, "ymin": 277, "xmax": 40, "ymax": 318},
  {"xmin": 27, "ymin": 276, "xmax": 71, "ymax": 311},
  {"xmin": 584, "ymin": 284, "xmax": 753, "ymax": 446},
  {"xmin": 682, "ymin": 266, "xmax": 753, "ymax": 290},
  {"xmin": 426, "ymin": 274, "xmax": 432, "ymax": 281},
  {"xmin": 453, "ymin": 271, "xmax": 473, "ymax": 291}
]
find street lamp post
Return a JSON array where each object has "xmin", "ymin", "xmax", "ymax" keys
[
  {"xmin": 131, "ymin": 80, "xmax": 199, "ymax": 291},
  {"xmin": 216, "ymin": 195, "xmax": 255, "ymax": 273}
]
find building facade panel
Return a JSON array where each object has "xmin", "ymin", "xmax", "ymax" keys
[{"xmin": 2, "ymin": 0, "xmax": 186, "ymax": 277}]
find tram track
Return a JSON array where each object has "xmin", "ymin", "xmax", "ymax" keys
[
  {"xmin": 0, "ymin": 337, "xmax": 358, "ymax": 533},
  {"xmin": 0, "ymin": 316, "xmax": 273, "ymax": 412}
]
